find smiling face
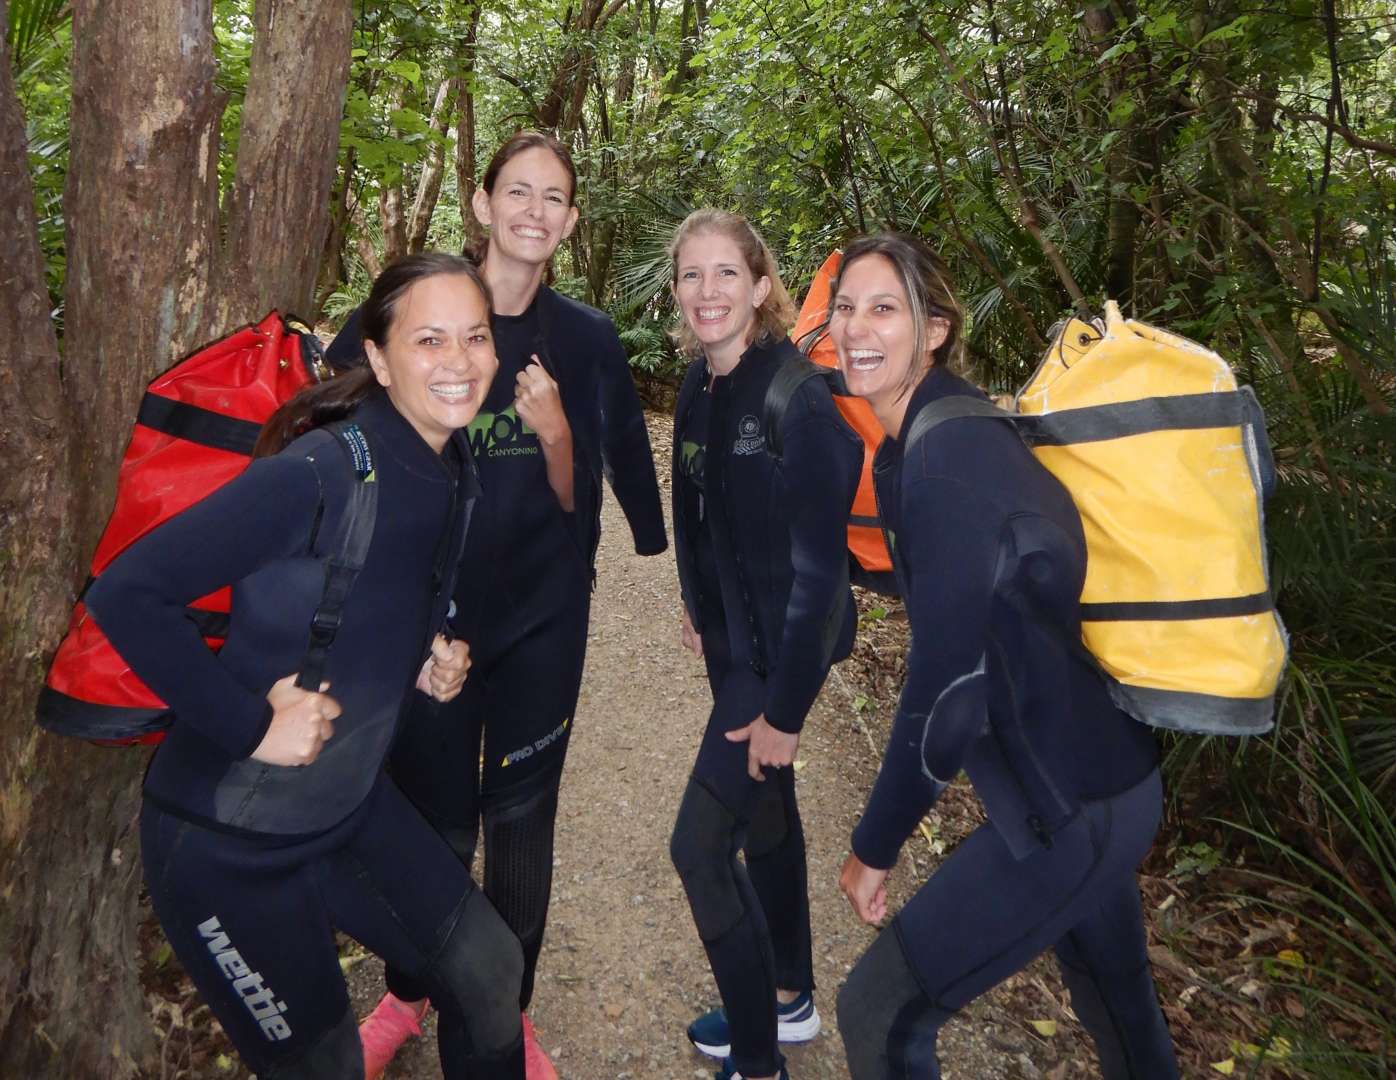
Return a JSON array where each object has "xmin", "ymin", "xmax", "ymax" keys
[
  {"xmin": 471, "ymin": 145, "xmax": 579, "ymax": 269},
  {"xmin": 672, "ymin": 229, "xmax": 772, "ymax": 370},
  {"xmin": 364, "ymin": 273, "xmax": 498, "ymax": 452},
  {"xmin": 830, "ymin": 252, "xmax": 947, "ymax": 426}
]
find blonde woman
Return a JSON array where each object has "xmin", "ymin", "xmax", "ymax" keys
[{"xmin": 667, "ymin": 210, "xmax": 861, "ymax": 1080}]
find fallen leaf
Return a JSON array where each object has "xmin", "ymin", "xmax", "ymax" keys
[
  {"xmin": 1029, "ymin": 1019, "xmax": 1057, "ymax": 1037},
  {"xmin": 1210, "ymin": 1060, "xmax": 1235, "ymax": 1075}
]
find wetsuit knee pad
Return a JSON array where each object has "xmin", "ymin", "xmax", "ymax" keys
[
  {"xmin": 839, "ymin": 927, "xmax": 943, "ymax": 1080},
  {"xmin": 425, "ymin": 887, "xmax": 526, "ymax": 1058},
  {"xmin": 263, "ymin": 1009, "xmax": 363, "ymax": 1080},
  {"xmin": 669, "ymin": 780, "xmax": 745, "ymax": 942},
  {"xmin": 482, "ymin": 775, "xmax": 559, "ymax": 946}
]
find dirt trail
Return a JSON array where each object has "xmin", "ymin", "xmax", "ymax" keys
[{"xmin": 349, "ymin": 420, "xmax": 1101, "ymax": 1080}]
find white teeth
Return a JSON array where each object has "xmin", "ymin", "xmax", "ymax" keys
[
  {"xmin": 430, "ymin": 383, "xmax": 475, "ymax": 399},
  {"xmin": 514, "ymin": 227, "xmax": 547, "ymax": 239},
  {"xmin": 697, "ymin": 307, "xmax": 730, "ymax": 320},
  {"xmin": 848, "ymin": 349, "xmax": 883, "ymax": 360}
]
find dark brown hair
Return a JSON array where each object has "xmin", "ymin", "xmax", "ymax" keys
[
  {"xmin": 465, "ymin": 130, "xmax": 578, "ymax": 269},
  {"xmin": 800, "ymin": 232, "xmax": 966, "ymax": 398},
  {"xmin": 255, "ymin": 253, "xmax": 491, "ymax": 456}
]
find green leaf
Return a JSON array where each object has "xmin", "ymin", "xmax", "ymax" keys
[
  {"xmin": 384, "ymin": 58, "xmax": 422, "ymax": 86},
  {"xmin": 1098, "ymin": 39, "xmax": 1138, "ymax": 63},
  {"xmin": 1040, "ymin": 28, "xmax": 1071, "ymax": 62}
]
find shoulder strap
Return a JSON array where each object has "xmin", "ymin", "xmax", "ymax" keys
[
  {"xmin": 295, "ymin": 422, "xmax": 379, "ymax": 692},
  {"xmin": 903, "ymin": 395, "xmax": 1018, "ymax": 454},
  {"xmin": 762, "ymin": 356, "xmax": 849, "ymax": 463}
]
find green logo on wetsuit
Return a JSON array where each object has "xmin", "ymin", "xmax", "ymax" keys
[
  {"xmin": 680, "ymin": 440, "xmax": 706, "ymax": 490},
  {"xmin": 467, "ymin": 406, "xmax": 539, "ymax": 459}
]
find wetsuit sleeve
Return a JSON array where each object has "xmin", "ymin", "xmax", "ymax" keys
[
  {"xmin": 84, "ymin": 455, "xmax": 322, "ymax": 759},
  {"xmin": 851, "ymin": 472, "xmax": 1001, "ymax": 869},
  {"xmin": 762, "ymin": 411, "xmax": 862, "ymax": 733},
  {"xmin": 595, "ymin": 318, "xmax": 668, "ymax": 555}
]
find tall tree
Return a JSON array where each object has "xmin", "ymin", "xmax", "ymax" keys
[{"xmin": 0, "ymin": 0, "xmax": 353, "ymax": 1072}]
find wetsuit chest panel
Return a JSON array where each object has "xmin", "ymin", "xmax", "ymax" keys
[
  {"xmin": 455, "ymin": 303, "xmax": 580, "ymax": 640},
  {"xmin": 143, "ymin": 399, "xmax": 462, "ymax": 837}
]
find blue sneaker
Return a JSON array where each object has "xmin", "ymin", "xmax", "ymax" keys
[
  {"xmin": 715, "ymin": 1057, "xmax": 790, "ymax": 1080},
  {"xmin": 687, "ymin": 991, "xmax": 820, "ymax": 1059}
]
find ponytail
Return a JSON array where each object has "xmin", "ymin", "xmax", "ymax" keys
[{"xmin": 253, "ymin": 367, "xmax": 380, "ymax": 457}]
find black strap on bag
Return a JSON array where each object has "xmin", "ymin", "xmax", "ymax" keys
[
  {"xmin": 761, "ymin": 355, "xmax": 851, "ymax": 463},
  {"xmin": 754, "ymin": 353, "xmax": 854, "ymax": 669},
  {"xmin": 295, "ymin": 422, "xmax": 379, "ymax": 692},
  {"xmin": 903, "ymin": 394, "xmax": 1018, "ymax": 452}
]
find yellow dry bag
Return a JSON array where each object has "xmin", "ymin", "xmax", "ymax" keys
[{"xmin": 906, "ymin": 302, "xmax": 1287, "ymax": 736}]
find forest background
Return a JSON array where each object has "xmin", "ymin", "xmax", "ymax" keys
[{"xmin": 0, "ymin": 0, "xmax": 1392, "ymax": 1076}]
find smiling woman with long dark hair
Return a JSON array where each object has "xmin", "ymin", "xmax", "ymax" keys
[
  {"xmin": 85, "ymin": 254, "xmax": 535, "ymax": 1079},
  {"xmin": 827, "ymin": 232, "xmax": 1179, "ymax": 1080}
]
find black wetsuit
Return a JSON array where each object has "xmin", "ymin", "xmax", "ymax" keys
[
  {"xmin": 836, "ymin": 367, "xmax": 1179, "ymax": 1080},
  {"xmin": 329, "ymin": 289, "xmax": 666, "ymax": 1011},
  {"xmin": 87, "ymin": 393, "xmax": 525, "ymax": 1079},
  {"xmin": 669, "ymin": 336, "xmax": 862, "ymax": 1079}
]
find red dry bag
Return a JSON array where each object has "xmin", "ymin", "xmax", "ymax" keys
[{"xmin": 36, "ymin": 312, "xmax": 331, "ymax": 744}]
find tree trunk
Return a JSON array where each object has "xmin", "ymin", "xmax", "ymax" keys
[
  {"xmin": 1, "ymin": 1, "xmax": 354, "ymax": 1073},
  {"xmin": 1, "ymin": 0, "xmax": 182, "ymax": 1072},
  {"xmin": 63, "ymin": 0, "xmax": 224, "ymax": 542},
  {"xmin": 454, "ymin": 3, "xmax": 485, "ymax": 250},
  {"xmin": 315, "ymin": 149, "xmax": 357, "ymax": 316},
  {"xmin": 539, "ymin": 0, "xmax": 626, "ymax": 132},
  {"xmin": 407, "ymin": 79, "xmax": 455, "ymax": 254},
  {"xmin": 218, "ymin": 0, "xmax": 354, "ymax": 331},
  {"xmin": 354, "ymin": 204, "xmax": 386, "ymax": 278},
  {"xmin": 380, "ymin": 179, "xmax": 408, "ymax": 266}
]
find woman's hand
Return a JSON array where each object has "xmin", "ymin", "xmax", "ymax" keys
[
  {"xmin": 839, "ymin": 850, "xmax": 890, "ymax": 926},
  {"xmin": 680, "ymin": 610, "xmax": 704, "ymax": 658},
  {"xmin": 416, "ymin": 634, "xmax": 471, "ymax": 702},
  {"xmin": 252, "ymin": 674, "xmax": 342, "ymax": 766},
  {"xmin": 515, "ymin": 357, "xmax": 569, "ymax": 445},
  {"xmin": 516, "ymin": 355, "xmax": 575, "ymax": 511},
  {"xmin": 726, "ymin": 713, "xmax": 798, "ymax": 781}
]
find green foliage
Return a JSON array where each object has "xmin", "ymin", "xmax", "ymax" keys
[{"xmin": 5, "ymin": 0, "xmax": 68, "ymax": 74}]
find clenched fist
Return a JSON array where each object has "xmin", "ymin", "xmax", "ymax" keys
[{"xmin": 251, "ymin": 674, "xmax": 342, "ymax": 766}]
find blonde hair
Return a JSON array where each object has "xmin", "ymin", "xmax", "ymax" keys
[{"xmin": 667, "ymin": 209, "xmax": 797, "ymax": 357}]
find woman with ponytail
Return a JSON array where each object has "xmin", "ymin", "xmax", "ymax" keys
[
  {"xmin": 86, "ymin": 255, "xmax": 535, "ymax": 1078},
  {"xmin": 342, "ymin": 132, "xmax": 666, "ymax": 1080}
]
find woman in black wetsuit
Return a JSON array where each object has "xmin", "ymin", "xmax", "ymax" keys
[
  {"xmin": 826, "ymin": 233, "xmax": 1179, "ymax": 1078},
  {"xmin": 87, "ymin": 254, "xmax": 529, "ymax": 1079},
  {"xmin": 667, "ymin": 209, "xmax": 862, "ymax": 1080},
  {"xmin": 347, "ymin": 132, "xmax": 666, "ymax": 1079}
]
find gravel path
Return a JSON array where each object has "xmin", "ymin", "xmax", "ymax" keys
[{"xmin": 348, "ymin": 423, "xmax": 1104, "ymax": 1079}]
